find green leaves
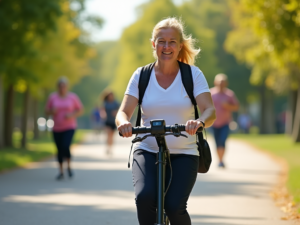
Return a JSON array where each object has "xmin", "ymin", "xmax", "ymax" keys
[
  {"xmin": 0, "ymin": 0, "xmax": 63, "ymax": 82},
  {"xmin": 225, "ymin": 0, "xmax": 300, "ymax": 93},
  {"xmin": 0, "ymin": 0, "xmax": 98, "ymax": 99}
]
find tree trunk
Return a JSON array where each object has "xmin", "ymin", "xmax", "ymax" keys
[
  {"xmin": 21, "ymin": 88, "xmax": 30, "ymax": 148},
  {"xmin": 285, "ymin": 90, "xmax": 297, "ymax": 135},
  {"xmin": 33, "ymin": 98, "xmax": 39, "ymax": 140},
  {"xmin": 259, "ymin": 84, "xmax": 275, "ymax": 134},
  {"xmin": 292, "ymin": 86, "xmax": 300, "ymax": 142},
  {"xmin": 259, "ymin": 85, "xmax": 267, "ymax": 134},
  {"xmin": 0, "ymin": 76, "xmax": 4, "ymax": 148},
  {"xmin": 4, "ymin": 84, "xmax": 14, "ymax": 147},
  {"xmin": 265, "ymin": 90, "xmax": 275, "ymax": 133}
]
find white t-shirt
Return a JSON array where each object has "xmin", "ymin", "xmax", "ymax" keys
[{"xmin": 125, "ymin": 65, "xmax": 210, "ymax": 155}]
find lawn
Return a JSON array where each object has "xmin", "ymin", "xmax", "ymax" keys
[
  {"xmin": 0, "ymin": 129, "xmax": 88, "ymax": 172},
  {"xmin": 232, "ymin": 134, "xmax": 300, "ymax": 209}
]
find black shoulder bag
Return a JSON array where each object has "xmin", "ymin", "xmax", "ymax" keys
[{"xmin": 136, "ymin": 61, "xmax": 212, "ymax": 173}]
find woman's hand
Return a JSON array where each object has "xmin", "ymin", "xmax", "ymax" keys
[
  {"xmin": 65, "ymin": 112, "xmax": 74, "ymax": 120},
  {"xmin": 221, "ymin": 102, "xmax": 231, "ymax": 109},
  {"xmin": 116, "ymin": 95, "xmax": 138, "ymax": 138},
  {"xmin": 185, "ymin": 120, "xmax": 203, "ymax": 136},
  {"xmin": 45, "ymin": 107, "xmax": 57, "ymax": 116},
  {"xmin": 117, "ymin": 121, "xmax": 133, "ymax": 138},
  {"xmin": 52, "ymin": 108, "xmax": 57, "ymax": 115},
  {"xmin": 65, "ymin": 109, "xmax": 84, "ymax": 120}
]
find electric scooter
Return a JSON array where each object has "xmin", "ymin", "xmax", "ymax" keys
[{"xmin": 120, "ymin": 119, "xmax": 202, "ymax": 225}]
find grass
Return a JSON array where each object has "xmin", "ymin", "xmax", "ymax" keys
[
  {"xmin": 0, "ymin": 129, "xmax": 88, "ymax": 172},
  {"xmin": 232, "ymin": 134, "xmax": 300, "ymax": 209}
]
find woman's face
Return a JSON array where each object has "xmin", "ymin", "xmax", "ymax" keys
[
  {"xmin": 107, "ymin": 93, "xmax": 114, "ymax": 102},
  {"xmin": 58, "ymin": 82, "xmax": 68, "ymax": 95},
  {"xmin": 152, "ymin": 28, "xmax": 183, "ymax": 63},
  {"xmin": 214, "ymin": 79, "xmax": 228, "ymax": 89}
]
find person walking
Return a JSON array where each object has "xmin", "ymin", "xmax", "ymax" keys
[
  {"xmin": 237, "ymin": 110, "xmax": 251, "ymax": 133},
  {"xmin": 210, "ymin": 74, "xmax": 239, "ymax": 168},
  {"xmin": 45, "ymin": 77, "xmax": 84, "ymax": 180},
  {"xmin": 91, "ymin": 105, "xmax": 104, "ymax": 138},
  {"xmin": 102, "ymin": 90, "xmax": 119, "ymax": 155},
  {"xmin": 116, "ymin": 18, "xmax": 216, "ymax": 225}
]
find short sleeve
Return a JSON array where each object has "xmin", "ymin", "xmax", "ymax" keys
[
  {"xmin": 228, "ymin": 91, "xmax": 239, "ymax": 105},
  {"xmin": 71, "ymin": 93, "xmax": 83, "ymax": 110},
  {"xmin": 124, "ymin": 67, "xmax": 142, "ymax": 100},
  {"xmin": 191, "ymin": 66, "xmax": 210, "ymax": 97}
]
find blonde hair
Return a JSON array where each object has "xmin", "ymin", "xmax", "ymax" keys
[
  {"xmin": 151, "ymin": 17, "xmax": 200, "ymax": 65},
  {"xmin": 214, "ymin": 73, "xmax": 228, "ymax": 82}
]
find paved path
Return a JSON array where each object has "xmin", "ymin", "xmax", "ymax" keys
[{"xmin": 0, "ymin": 132, "xmax": 293, "ymax": 225}]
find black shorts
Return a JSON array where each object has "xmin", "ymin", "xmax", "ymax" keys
[{"xmin": 105, "ymin": 121, "xmax": 117, "ymax": 130}]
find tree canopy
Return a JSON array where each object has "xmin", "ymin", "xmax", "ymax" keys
[
  {"xmin": 0, "ymin": 0, "xmax": 63, "ymax": 85},
  {"xmin": 225, "ymin": 0, "xmax": 300, "ymax": 93},
  {"xmin": 179, "ymin": 0, "xmax": 253, "ymax": 104}
]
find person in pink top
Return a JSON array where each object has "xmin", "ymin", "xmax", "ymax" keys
[
  {"xmin": 211, "ymin": 73, "xmax": 239, "ymax": 168},
  {"xmin": 45, "ymin": 77, "xmax": 84, "ymax": 180}
]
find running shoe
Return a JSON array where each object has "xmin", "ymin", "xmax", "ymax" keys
[
  {"xmin": 56, "ymin": 173, "xmax": 64, "ymax": 180},
  {"xmin": 218, "ymin": 162, "xmax": 225, "ymax": 168}
]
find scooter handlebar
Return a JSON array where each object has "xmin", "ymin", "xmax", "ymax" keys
[{"xmin": 119, "ymin": 124, "xmax": 203, "ymax": 136}]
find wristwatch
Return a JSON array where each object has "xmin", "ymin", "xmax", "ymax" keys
[{"xmin": 199, "ymin": 120, "xmax": 205, "ymax": 127}]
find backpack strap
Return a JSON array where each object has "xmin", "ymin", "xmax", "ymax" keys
[
  {"xmin": 178, "ymin": 61, "xmax": 205, "ymax": 143},
  {"xmin": 135, "ymin": 60, "xmax": 205, "ymax": 145},
  {"xmin": 136, "ymin": 62, "xmax": 155, "ymax": 127},
  {"xmin": 127, "ymin": 62, "xmax": 155, "ymax": 168}
]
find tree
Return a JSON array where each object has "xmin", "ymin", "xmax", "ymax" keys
[
  {"xmin": 0, "ymin": 0, "xmax": 63, "ymax": 147},
  {"xmin": 179, "ymin": 0, "xmax": 254, "ymax": 104},
  {"xmin": 25, "ymin": 22, "xmax": 92, "ymax": 146},
  {"xmin": 225, "ymin": 0, "xmax": 300, "ymax": 138},
  {"xmin": 0, "ymin": 0, "xmax": 101, "ymax": 148},
  {"xmin": 0, "ymin": 77, "xmax": 4, "ymax": 148},
  {"xmin": 16, "ymin": 2, "xmax": 97, "ymax": 147}
]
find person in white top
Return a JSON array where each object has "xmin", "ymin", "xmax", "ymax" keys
[{"xmin": 116, "ymin": 17, "xmax": 216, "ymax": 225}]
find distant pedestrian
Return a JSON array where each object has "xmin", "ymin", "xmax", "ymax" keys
[
  {"xmin": 91, "ymin": 105, "xmax": 104, "ymax": 136},
  {"xmin": 102, "ymin": 90, "xmax": 119, "ymax": 155},
  {"xmin": 45, "ymin": 77, "xmax": 84, "ymax": 180},
  {"xmin": 211, "ymin": 74, "xmax": 239, "ymax": 168},
  {"xmin": 237, "ymin": 111, "xmax": 251, "ymax": 133}
]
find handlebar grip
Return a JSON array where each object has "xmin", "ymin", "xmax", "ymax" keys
[
  {"xmin": 119, "ymin": 126, "xmax": 152, "ymax": 136},
  {"xmin": 178, "ymin": 125, "xmax": 186, "ymax": 132},
  {"xmin": 167, "ymin": 124, "xmax": 203, "ymax": 133},
  {"xmin": 180, "ymin": 124, "xmax": 204, "ymax": 133},
  {"xmin": 132, "ymin": 127, "xmax": 151, "ymax": 134}
]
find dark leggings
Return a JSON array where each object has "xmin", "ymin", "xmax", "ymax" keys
[
  {"xmin": 53, "ymin": 129, "xmax": 75, "ymax": 163},
  {"xmin": 132, "ymin": 149, "xmax": 199, "ymax": 225}
]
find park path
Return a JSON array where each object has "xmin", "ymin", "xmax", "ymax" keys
[{"xmin": 0, "ymin": 132, "xmax": 294, "ymax": 225}]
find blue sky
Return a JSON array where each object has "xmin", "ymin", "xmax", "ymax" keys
[{"xmin": 84, "ymin": 0, "xmax": 185, "ymax": 42}]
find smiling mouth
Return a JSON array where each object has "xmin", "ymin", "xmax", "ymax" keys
[{"xmin": 162, "ymin": 52, "xmax": 172, "ymax": 55}]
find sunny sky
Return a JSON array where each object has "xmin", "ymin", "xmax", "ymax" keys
[{"xmin": 84, "ymin": 0, "xmax": 186, "ymax": 42}]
